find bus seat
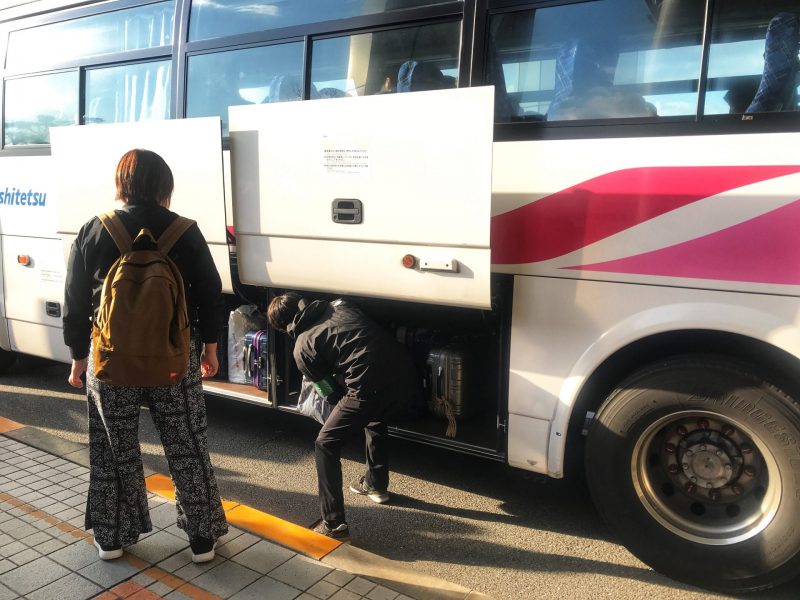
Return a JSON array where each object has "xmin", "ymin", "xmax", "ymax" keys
[
  {"xmin": 548, "ymin": 38, "xmax": 615, "ymax": 119},
  {"xmin": 746, "ymin": 13, "xmax": 800, "ymax": 113},
  {"xmin": 547, "ymin": 38, "xmax": 654, "ymax": 120},
  {"xmin": 317, "ymin": 87, "xmax": 347, "ymax": 99},
  {"xmin": 396, "ymin": 60, "xmax": 448, "ymax": 92},
  {"xmin": 268, "ymin": 74, "xmax": 304, "ymax": 102}
]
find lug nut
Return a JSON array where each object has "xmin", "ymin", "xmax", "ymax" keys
[
  {"xmin": 706, "ymin": 482, "xmax": 713, "ymax": 488},
  {"xmin": 665, "ymin": 443, "xmax": 676, "ymax": 454},
  {"xmin": 700, "ymin": 444, "xmax": 707, "ymax": 451},
  {"xmin": 685, "ymin": 449, "xmax": 694, "ymax": 456},
  {"xmin": 691, "ymin": 476, "xmax": 698, "ymax": 483},
  {"xmin": 685, "ymin": 482, "xmax": 697, "ymax": 493},
  {"xmin": 682, "ymin": 462, "xmax": 690, "ymax": 470},
  {"xmin": 724, "ymin": 464, "xmax": 732, "ymax": 471},
  {"xmin": 677, "ymin": 426, "xmax": 688, "ymax": 436},
  {"xmin": 716, "ymin": 450, "xmax": 724, "ymax": 457}
]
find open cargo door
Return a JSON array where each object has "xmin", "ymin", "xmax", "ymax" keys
[
  {"xmin": 229, "ymin": 86, "xmax": 494, "ymax": 309},
  {"xmin": 50, "ymin": 118, "xmax": 231, "ymax": 291}
]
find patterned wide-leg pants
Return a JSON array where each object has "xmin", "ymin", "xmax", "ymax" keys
[{"xmin": 85, "ymin": 335, "xmax": 228, "ymax": 548}]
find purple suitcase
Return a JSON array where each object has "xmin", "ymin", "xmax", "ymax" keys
[{"xmin": 244, "ymin": 329, "xmax": 269, "ymax": 391}]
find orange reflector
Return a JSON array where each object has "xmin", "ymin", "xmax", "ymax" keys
[
  {"xmin": 401, "ymin": 254, "xmax": 416, "ymax": 269},
  {"xmin": 17, "ymin": 255, "xmax": 31, "ymax": 266}
]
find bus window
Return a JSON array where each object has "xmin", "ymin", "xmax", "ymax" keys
[
  {"xmin": 4, "ymin": 72, "xmax": 79, "ymax": 145},
  {"xmin": 186, "ymin": 43, "xmax": 304, "ymax": 136},
  {"xmin": 85, "ymin": 61, "xmax": 172, "ymax": 125},
  {"xmin": 310, "ymin": 22, "xmax": 459, "ymax": 98},
  {"xmin": 486, "ymin": 0, "xmax": 704, "ymax": 122},
  {"xmin": 188, "ymin": 0, "xmax": 457, "ymax": 42},
  {"xmin": 6, "ymin": 1, "xmax": 174, "ymax": 72},
  {"xmin": 705, "ymin": 3, "xmax": 800, "ymax": 115}
]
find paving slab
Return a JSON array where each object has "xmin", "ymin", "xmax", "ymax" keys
[{"xmin": 0, "ymin": 421, "xmax": 491, "ymax": 600}]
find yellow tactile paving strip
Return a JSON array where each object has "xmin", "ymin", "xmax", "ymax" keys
[
  {"xmin": 2, "ymin": 415, "xmax": 341, "ymax": 562},
  {"xmin": 144, "ymin": 474, "xmax": 342, "ymax": 560},
  {"xmin": 0, "ymin": 416, "xmax": 24, "ymax": 433}
]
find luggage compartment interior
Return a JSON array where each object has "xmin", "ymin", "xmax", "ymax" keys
[{"xmin": 273, "ymin": 275, "xmax": 512, "ymax": 458}]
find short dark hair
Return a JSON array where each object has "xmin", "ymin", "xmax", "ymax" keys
[
  {"xmin": 115, "ymin": 149, "xmax": 174, "ymax": 208},
  {"xmin": 268, "ymin": 292, "xmax": 303, "ymax": 332}
]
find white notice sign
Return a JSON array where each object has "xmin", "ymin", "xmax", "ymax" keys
[{"xmin": 322, "ymin": 138, "xmax": 370, "ymax": 175}]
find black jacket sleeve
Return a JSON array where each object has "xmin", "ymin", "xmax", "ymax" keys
[
  {"xmin": 62, "ymin": 226, "xmax": 93, "ymax": 360},
  {"xmin": 180, "ymin": 223, "xmax": 225, "ymax": 345}
]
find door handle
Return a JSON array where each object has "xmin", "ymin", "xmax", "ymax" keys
[{"xmin": 331, "ymin": 199, "xmax": 363, "ymax": 224}]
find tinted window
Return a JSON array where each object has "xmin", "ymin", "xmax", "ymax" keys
[
  {"xmin": 85, "ymin": 61, "xmax": 172, "ymax": 124},
  {"xmin": 705, "ymin": 2, "xmax": 800, "ymax": 115},
  {"xmin": 311, "ymin": 22, "xmax": 460, "ymax": 98},
  {"xmin": 7, "ymin": 1, "xmax": 175, "ymax": 71},
  {"xmin": 189, "ymin": 0, "xmax": 458, "ymax": 41},
  {"xmin": 486, "ymin": 0, "xmax": 704, "ymax": 122},
  {"xmin": 186, "ymin": 43, "xmax": 304, "ymax": 135},
  {"xmin": 4, "ymin": 72, "xmax": 79, "ymax": 145}
]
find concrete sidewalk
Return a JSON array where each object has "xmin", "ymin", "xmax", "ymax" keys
[{"xmin": 0, "ymin": 417, "xmax": 491, "ymax": 600}]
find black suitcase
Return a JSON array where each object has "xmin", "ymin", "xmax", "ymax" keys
[
  {"xmin": 244, "ymin": 329, "xmax": 269, "ymax": 391},
  {"xmin": 426, "ymin": 343, "xmax": 477, "ymax": 437},
  {"xmin": 396, "ymin": 326, "xmax": 440, "ymax": 418}
]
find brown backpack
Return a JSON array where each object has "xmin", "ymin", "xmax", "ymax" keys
[{"xmin": 92, "ymin": 211, "xmax": 195, "ymax": 387}]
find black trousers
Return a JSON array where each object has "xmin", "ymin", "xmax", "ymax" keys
[{"xmin": 315, "ymin": 394, "xmax": 389, "ymax": 526}]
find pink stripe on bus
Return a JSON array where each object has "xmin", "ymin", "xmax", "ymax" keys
[
  {"xmin": 490, "ymin": 166, "xmax": 800, "ymax": 264},
  {"xmin": 566, "ymin": 198, "xmax": 800, "ymax": 284}
]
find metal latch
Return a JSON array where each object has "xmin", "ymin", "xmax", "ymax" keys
[{"xmin": 332, "ymin": 199, "xmax": 363, "ymax": 224}]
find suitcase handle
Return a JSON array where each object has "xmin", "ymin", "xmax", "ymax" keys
[{"xmin": 244, "ymin": 344, "xmax": 252, "ymax": 378}]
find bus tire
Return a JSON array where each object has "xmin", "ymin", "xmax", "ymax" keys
[
  {"xmin": 0, "ymin": 348, "xmax": 16, "ymax": 374},
  {"xmin": 585, "ymin": 356, "xmax": 800, "ymax": 593}
]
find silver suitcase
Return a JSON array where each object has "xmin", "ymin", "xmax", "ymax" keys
[{"xmin": 426, "ymin": 343, "xmax": 477, "ymax": 437}]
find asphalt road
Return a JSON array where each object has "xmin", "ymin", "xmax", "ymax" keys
[{"xmin": 1, "ymin": 354, "xmax": 798, "ymax": 600}]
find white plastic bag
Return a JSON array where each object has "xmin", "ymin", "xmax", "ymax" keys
[
  {"xmin": 297, "ymin": 377, "xmax": 334, "ymax": 424},
  {"xmin": 227, "ymin": 305, "xmax": 269, "ymax": 384}
]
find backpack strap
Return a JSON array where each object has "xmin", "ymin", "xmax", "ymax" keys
[
  {"xmin": 98, "ymin": 211, "xmax": 132, "ymax": 254},
  {"xmin": 158, "ymin": 216, "xmax": 195, "ymax": 254}
]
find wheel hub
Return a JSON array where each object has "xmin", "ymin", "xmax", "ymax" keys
[{"xmin": 681, "ymin": 443, "xmax": 734, "ymax": 489}]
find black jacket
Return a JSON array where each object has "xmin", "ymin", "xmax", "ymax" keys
[
  {"xmin": 63, "ymin": 204, "xmax": 225, "ymax": 360},
  {"xmin": 289, "ymin": 299, "xmax": 416, "ymax": 406}
]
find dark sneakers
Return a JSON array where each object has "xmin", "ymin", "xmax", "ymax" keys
[
  {"xmin": 349, "ymin": 476, "xmax": 390, "ymax": 504},
  {"xmin": 190, "ymin": 537, "xmax": 217, "ymax": 563},
  {"xmin": 312, "ymin": 520, "xmax": 351, "ymax": 542}
]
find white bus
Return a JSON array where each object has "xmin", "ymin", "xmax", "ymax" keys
[{"xmin": 1, "ymin": 0, "xmax": 799, "ymax": 593}]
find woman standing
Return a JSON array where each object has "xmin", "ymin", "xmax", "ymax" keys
[{"xmin": 63, "ymin": 149, "xmax": 228, "ymax": 562}]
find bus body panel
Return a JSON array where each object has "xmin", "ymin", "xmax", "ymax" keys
[
  {"xmin": 0, "ymin": 154, "xmax": 62, "ymax": 356},
  {"xmin": 8, "ymin": 318, "xmax": 69, "ymax": 362},
  {"xmin": 0, "ymin": 255, "xmax": 7, "ymax": 352},
  {"xmin": 229, "ymin": 87, "xmax": 494, "ymax": 309},
  {"xmin": 507, "ymin": 275, "xmax": 800, "ymax": 477},
  {"xmin": 491, "ymin": 134, "xmax": 800, "ymax": 295}
]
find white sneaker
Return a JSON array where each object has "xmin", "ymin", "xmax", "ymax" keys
[
  {"xmin": 349, "ymin": 476, "xmax": 390, "ymax": 504},
  {"xmin": 93, "ymin": 539, "xmax": 123, "ymax": 560},
  {"xmin": 190, "ymin": 537, "xmax": 217, "ymax": 563}
]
